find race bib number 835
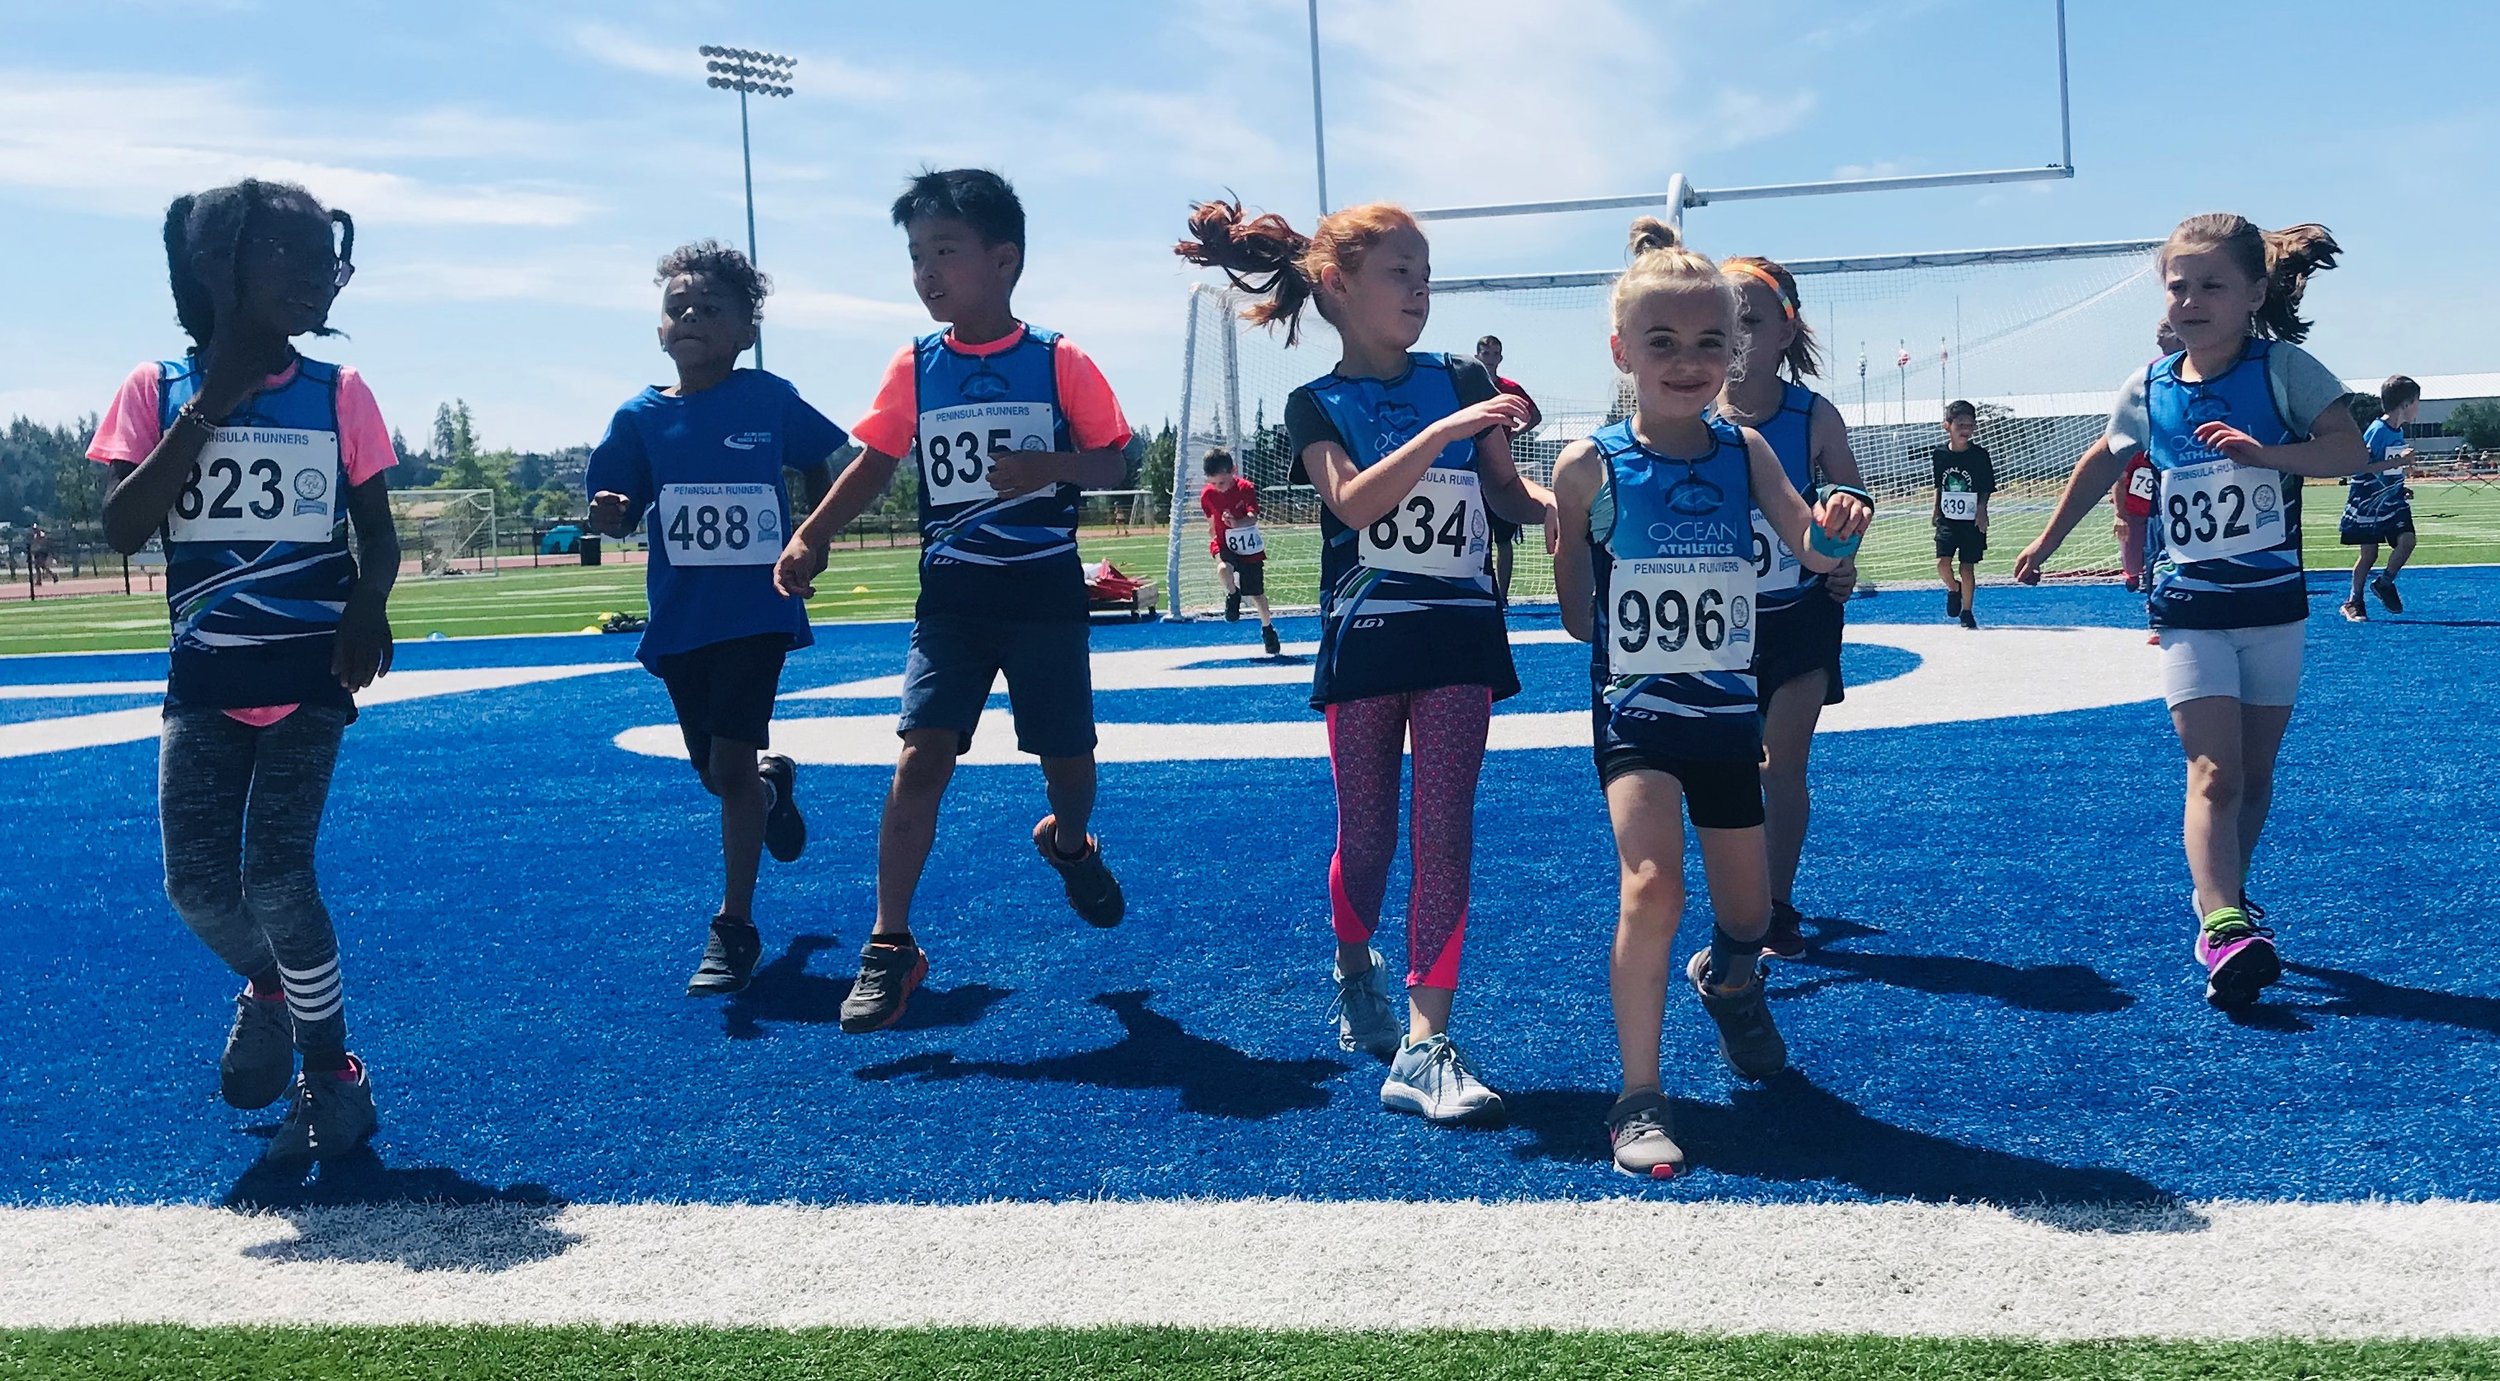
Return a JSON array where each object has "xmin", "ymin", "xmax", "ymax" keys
[
  {"xmin": 919, "ymin": 401, "xmax": 1055, "ymax": 507},
  {"xmin": 657, "ymin": 483, "xmax": 781, "ymax": 566},
  {"xmin": 1360, "ymin": 467, "xmax": 1487, "ymax": 579},
  {"xmin": 165, "ymin": 428, "xmax": 340, "ymax": 544}
]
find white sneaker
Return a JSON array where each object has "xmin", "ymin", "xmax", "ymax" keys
[
  {"xmin": 1380, "ymin": 1033, "xmax": 1505, "ymax": 1125},
  {"xmin": 1329, "ymin": 948, "xmax": 1402, "ymax": 1060}
]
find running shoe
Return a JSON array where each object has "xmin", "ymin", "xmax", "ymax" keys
[
  {"xmin": 2371, "ymin": 574, "xmax": 2403, "ymax": 614},
  {"xmin": 1944, "ymin": 587, "xmax": 1962, "ymax": 619},
  {"xmin": 2195, "ymin": 907, "xmax": 2281, "ymax": 1009},
  {"xmin": 1262, "ymin": 625, "xmax": 1281, "ymax": 657},
  {"xmin": 687, "ymin": 916, "xmax": 761, "ymax": 996},
  {"xmin": 1224, "ymin": 592, "xmax": 1242, "ymax": 622},
  {"xmin": 759, "ymin": 752, "xmax": 806, "ymax": 863},
  {"xmin": 1380, "ymin": 1033, "xmax": 1505, "ymax": 1124},
  {"xmin": 220, "ymin": 989, "xmax": 294, "ymax": 1111},
  {"xmin": 840, "ymin": 940, "xmax": 929, "ymax": 1032},
  {"xmin": 1329, "ymin": 947, "xmax": 1402, "ymax": 1060},
  {"xmin": 1760, "ymin": 900, "xmax": 1807, "ymax": 960},
  {"xmin": 1687, "ymin": 949, "xmax": 1788, "ymax": 1082},
  {"xmin": 1606, "ymin": 1090, "xmax": 1684, "ymax": 1179},
  {"xmin": 266, "ymin": 1055, "xmax": 376, "ymax": 1162},
  {"xmin": 1959, "ymin": 609, "xmax": 1979, "ymax": 631},
  {"xmin": 1034, "ymin": 816, "xmax": 1125, "ymax": 927},
  {"xmin": 2340, "ymin": 599, "xmax": 2367, "ymax": 623}
]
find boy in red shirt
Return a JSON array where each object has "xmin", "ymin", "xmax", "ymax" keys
[{"xmin": 1199, "ymin": 447, "xmax": 1280, "ymax": 655}]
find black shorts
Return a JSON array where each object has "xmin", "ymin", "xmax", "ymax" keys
[
  {"xmin": 1490, "ymin": 514, "xmax": 1522, "ymax": 544},
  {"xmin": 1934, "ymin": 520, "xmax": 1987, "ymax": 564},
  {"xmin": 1751, "ymin": 591, "xmax": 1845, "ymax": 709},
  {"xmin": 2340, "ymin": 512, "xmax": 2415, "ymax": 545},
  {"xmin": 1595, "ymin": 745, "xmax": 1766, "ymax": 830},
  {"xmin": 1221, "ymin": 553, "xmax": 1266, "ymax": 597},
  {"xmin": 656, "ymin": 632, "xmax": 789, "ymax": 771}
]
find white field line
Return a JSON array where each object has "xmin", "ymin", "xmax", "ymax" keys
[{"xmin": 3, "ymin": 1199, "xmax": 2496, "ymax": 1337}]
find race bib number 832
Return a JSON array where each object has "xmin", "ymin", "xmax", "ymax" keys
[{"xmin": 2159, "ymin": 459, "xmax": 2283, "ymax": 564}]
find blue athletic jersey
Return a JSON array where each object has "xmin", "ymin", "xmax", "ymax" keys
[
  {"xmin": 154, "ymin": 354, "xmax": 358, "ymax": 712},
  {"xmin": 907, "ymin": 326, "xmax": 1085, "ymax": 623},
  {"xmin": 1587, "ymin": 417, "xmax": 1761, "ymax": 761},
  {"xmin": 585, "ymin": 369, "xmax": 846, "ymax": 669},
  {"xmin": 2345, "ymin": 418, "xmax": 2411, "ymax": 526},
  {"xmin": 1730, "ymin": 381, "xmax": 1825, "ymax": 611},
  {"xmin": 2142, "ymin": 340, "xmax": 2307, "ymax": 630},
  {"xmin": 1286, "ymin": 352, "xmax": 1518, "ymax": 708}
]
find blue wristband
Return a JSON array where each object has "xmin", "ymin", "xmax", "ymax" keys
[{"xmin": 1807, "ymin": 484, "xmax": 1873, "ymax": 560}]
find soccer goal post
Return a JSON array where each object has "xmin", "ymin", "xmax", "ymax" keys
[
  {"xmin": 1165, "ymin": 240, "xmax": 2162, "ymax": 617},
  {"xmin": 389, "ymin": 488, "xmax": 500, "ymax": 578}
]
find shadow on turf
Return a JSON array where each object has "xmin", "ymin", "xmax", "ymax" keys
[
  {"xmin": 222, "ymin": 1148, "xmax": 576, "ymax": 1271},
  {"xmin": 851, "ymin": 989, "xmax": 1345, "ymax": 1120},
  {"xmin": 1770, "ymin": 915, "xmax": 2135, "ymax": 1015},
  {"xmin": 1501, "ymin": 1073, "xmax": 2204, "ymax": 1235},
  {"xmin": 2263, "ymin": 960, "xmax": 2500, "ymax": 1037},
  {"xmin": 724, "ymin": 933, "xmax": 1014, "ymax": 1040}
]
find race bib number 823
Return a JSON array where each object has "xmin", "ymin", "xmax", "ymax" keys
[{"xmin": 165, "ymin": 428, "xmax": 340, "ymax": 544}]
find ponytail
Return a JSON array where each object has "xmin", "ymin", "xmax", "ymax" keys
[
  {"xmin": 1610, "ymin": 216, "xmax": 1734, "ymax": 332},
  {"xmin": 2161, "ymin": 213, "xmax": 2342, "ymax": 344},
  {"xmin": 1722, "ymin": 254, "xmax": 1823, "ymax": 379},
  {"xmin": 1175, "ymin": 197, "xmax": 1422, "ymax": 347}
]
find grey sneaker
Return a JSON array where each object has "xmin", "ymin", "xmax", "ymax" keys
[
  {"xmin": 1687, "ymin": 949, "xmax": 1788, "ymax": 1082},
  {"xmin": 1329, "ymin": 947, "xmax": 1402, "ymax": 1060},
  {"xmin": 759, "ymin": 753, "xmax": 806, "ymax": 864},
  {"xmin": 1606, "ymin": 1090, "xmax": 1685, "ymax": 1179},
  {"xmin": 839, "ymin": 941, "xmax": 929, "ymax": 1033},
  {"xmin": 1035, "ymin": 816, "xmax": 1125, "ymax": 928},
  {"xmin": 220, "ymin": 990, "xmax": 294, "ymax": 1110},
  {"xmin": 1380, "ymin": 1033, "xmax": 1505, "ymax": 1125},
  {"xmin": 266, "ymin": 1056, "xmax": 376, "ymax": 1162},
  {"xmin": 687, "ymin": 916, "xmax": 761, "ymax": 996}
]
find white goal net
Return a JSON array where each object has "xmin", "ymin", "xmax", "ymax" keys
[
  {"xmin": 1164, "ymin": 240, "xmax": 2162, "ymax": 615},
  {"xmin": 390, "ymin": 488, "xmax": 499, "ymax": 578}
]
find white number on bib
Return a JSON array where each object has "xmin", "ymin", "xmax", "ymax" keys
[
  {"xmin": 919, "ymin": 401, "xmax": 1057, "ymax": 507},
  {"xmin": 1222, "ymin": 521, "xmax": 1266, "ymax": 558},
  {"xmin": 1360, "ymin": 468, "xmax": 1487, "ymax": 579},
  {"xmin": 1610, "ymin": 556, "xmax": 1753, "ymax": 676},
  {"xmin": 166, "ymin": 428, "xmax": 340, "ymax": 544},
  {"xmin": 657, "ymin": 483, "xmax": 780, "ymax": 566},
  {"xmin": 2126, "ymin": 465, "xmax": 2158, "ymax": 503},
  {"xmin": 1748, "ymin": 510, "xmax": 1803, "ymax": 592},
  {"xmin": 1939, "ymin": 489, "xmax": 1979, "ymax": 522},
  {"xmin": 2159, "ymin": 459, "xmax": 2284, "ymax": 563}
]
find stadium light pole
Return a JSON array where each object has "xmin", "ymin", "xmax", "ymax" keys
[
  {"xmin": 700, "ymin": 44, "xmax": 797, "ymax": 368},
  {"xmin": 1306, "ymin": 0, "xmax": 1330, "ymax": 214}
]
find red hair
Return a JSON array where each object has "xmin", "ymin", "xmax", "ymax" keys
[{"xmin": 1175, "ymin": 198, "xmax": 1421, "ymax": 346}]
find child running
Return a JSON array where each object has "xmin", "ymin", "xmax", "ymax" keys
[
  {"xmin": 1554, "ymin": 220, "xmax": 1868, "ymax": 1176},
  {"xmin": 1200, "ymin": 446, "xmax": 1282, "ymax": 655},
  {"xmin": 1931, "ymin": 399, "xmax": 1995, "ymax": 629},
  {"xmin": 2339, "ymin": 375, "xmax": 2421, "ymax": 620},
  {"xmin": 775, "ymin": 169, "xmax": 1133, "ymax": 1031},
  {"xmin": 88, "ymin": 178, "xmax": 399, "ymax": 1161},
  {"xmin": 2015, "ymin": 214, "xmax": 2367, "ymax": 1008},
  {"xmin": 1712, "ymin": 256, "xmax": 1868, "ymax": 959},
  {"xmin": 1176, "ymin": 197, "xmax": 1552, "ymax": 1125},
  {"xmin": 586, "ymin": 241, "xmax": 842, "ymax": 996}
]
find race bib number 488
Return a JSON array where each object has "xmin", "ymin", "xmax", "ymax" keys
[
  {"xmin": 1610, "ymin": 556, "xmax": 1753, "ymax": 676},
  {"xmin": 2159, "ymin": 459, "xmax": 2284, "ymax": 564},
  {"xmin": 919, "ymin": 401, "xmax": 1056, "ymax": 507},
  {"xmin": 657, "ymin": 483, "xmax": 781, "ymax": 566},
  {"xmin": 165, "ymin": 427, "xmax": 340, "ymax": 544},
  {"xmin": 1360, "ymin": 467, "xmax": 1487, "ymax": 579}
]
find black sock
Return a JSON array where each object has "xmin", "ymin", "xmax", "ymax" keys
[
  {"xmin": 301, "ymin": 1048, "xmax": 351, "ymax": 1075},
  {"xmin": 713, "ymin": 913, "xmax": 754, "ymax": 930},
  {"xmin": 869, "ymin": 931, "xmax": 915, "ymax": 951}
]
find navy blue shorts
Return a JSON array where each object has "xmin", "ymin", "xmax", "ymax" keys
[
  {"xmin": 1751, "ymin": 590, "xmax": 1845, "ymax": 709},
  {"xmin": 2340, "ymin": 511, "xmax": 2415, "ymax": 545},
  {"xmin": 899, "ymin": 615, "xmax": 1097, "ymax": 758}
]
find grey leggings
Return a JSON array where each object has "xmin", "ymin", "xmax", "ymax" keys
[{"xmin": 159, "ymin": 706, "xmax": 351, "ymax": 1068}]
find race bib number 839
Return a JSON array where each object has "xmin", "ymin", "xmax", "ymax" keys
[
  {"xmin": 165, "ymin": 428, "xmax": 340, "ymax": 544},
  {"xmin": 657, "ymin": 483, "xmax": 781, "ymax": 566},
  {"xmin": 1360, "ymin": 467, "xmax": 1487, "ymax": 579}
]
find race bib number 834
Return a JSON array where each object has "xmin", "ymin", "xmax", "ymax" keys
[
  {"xmin": 165, "ymin": 428, "xmax": 340, "ymax": 544},
  {"xmin": 1360, "ymin": 467, "xmax": 1487, "ymax": 579}
]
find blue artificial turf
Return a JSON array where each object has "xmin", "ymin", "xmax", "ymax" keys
[{"xmin": 1, "ymin": 571, "xmax": 2494, "ymax": 1216}]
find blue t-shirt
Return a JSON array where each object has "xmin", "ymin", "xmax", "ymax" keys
[
  {"xmin": 2345, "ymin": 418, "xmax": 2411, "ymax": 524},
  {"xmin": 584, "ymin": 369, "xmax": 846, "ymax": 668},
  {"xmin": 1285, "ymin": 351, "xmax": 1518, "ymax": 708},
  {"xmin": 1726, "ymin": 380, "xmax": 1826, "ymax": 613},
  {"xmin": 1587, "ymin": 417, "xmax": 1761, "ymax": 761}
]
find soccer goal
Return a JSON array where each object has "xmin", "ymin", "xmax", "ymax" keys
[
  {"xmin": 1162, "ymin": 241, "xmax": 2162, "ymax": 617},
  {"xmin": 390, "ymin": 488, "xmax": 500, "ymax": 578}
]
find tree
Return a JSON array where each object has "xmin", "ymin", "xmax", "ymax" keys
[
  {"xmin": 2448, "ymin": 398, "xmax": 2500, "ymax": 451},
  {"xmin": 1138, "ymin": 422, "xmax": 1176, "ymax": 510}
]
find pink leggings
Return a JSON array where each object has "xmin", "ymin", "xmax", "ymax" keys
[{"xmin": 1324, "ymin": 684, "xmax": 1491, "ymax": 990}]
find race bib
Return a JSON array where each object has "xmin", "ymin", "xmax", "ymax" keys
[
  {"xmin": 1747, "ymin": 510, "xmax": 1803, "ymax": 592},
  {"xmin": 1939, "ymin": 489, "xmax": 1979, "ymax": 522},
  {"xmin": 1222, "ymin": 521, "xmax": 1265, "ymax": 558},
  {"xmin": 1609, "ymin": 556, "xmax": 1754, "ymax": 676},
  {"xmin": 1359, "ymin": 467, "xmax": 1488, "ymax": 579},
  {"xmin": 2126, "ymin": 464, "xmax": 2158, "ymax": 503},
  {"xmin": 2159, "ymin": 459, "xmax": 2285, "ymax": 564},
  {"xmin": 165, "ymin": 428, "xmax": 340, "ymax": 544},
  {"xmin": 918, "ymin": 401, "xmax": 1057, "ymax": 507},
  {"xmin": 656, "ymin": 483, "xmax": 781, "ymax": 566}
]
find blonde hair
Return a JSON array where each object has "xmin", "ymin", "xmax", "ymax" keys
[
  {"xmin": 1611, "ymin": 217, "xmax": 1738, "ymax": 336},
  {"xmin": 1176, "ymin": 198, "xmax": 1422, "ymax": 347}
]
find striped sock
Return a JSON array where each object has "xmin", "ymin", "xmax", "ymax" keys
[{"xmin": 278, "ymin": 955, "xmax": 347, "ymax": 1070}]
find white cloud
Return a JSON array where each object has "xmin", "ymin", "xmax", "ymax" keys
[{"xmin": 564, "ymin": 21, "xmax": 695, "ymax": 79}]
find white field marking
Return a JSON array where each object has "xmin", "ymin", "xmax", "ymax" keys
[
  {"xmin": 0, "ymin": 681, "xmax": 165, "ymax": 700},
  {"xmin": 634, "ymin": 625, "xmax": 2162, "ymax": 767},
  {"xmin": 0, "ymin": 664, "xmax": 636, "ymax": 759},
  {"xmin": 3, "ymin": 1199, "xmax": 2495, "ymax": 1336}
]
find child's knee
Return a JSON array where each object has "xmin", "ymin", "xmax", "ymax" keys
[
  {"xmin": 1618, "ymin": 865, "xmax": 1684, "ymax": 925},
  {"xmin": 2187, "ymin": 758, "xmax": 2244, "ymax": 810}
]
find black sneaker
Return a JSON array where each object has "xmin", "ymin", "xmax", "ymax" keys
[
  {"xmin": 1759, "ymin": 901, "xmax": 1807, "ymax": 960},
  {"xmin": 839, "ymin": 940, "xmax": 929, "ymax": 1032},
  {"xmin": 1944, "ymin": 587, "xmax": 1963, "ymax": 619},
  {"xmin": 687, "ymin": 916, "xmax": 761, "ymax": 996},
  {"xmin": 1224, "ymin": 592, "xmax": 1242, "ymax": 622},
  {"xmin": 1035, "ymin": 816, "xmax": 1126, "ymax": 927},
  {"xmin": 266, "ymin": 1055, "xmax": 377, "ymax": 1163},
  {"xmin": 1262, "ymin": 624, "xmax": 1281, "ymax": 657},
  {"xmin": 759, "ymin": 752, "xmax": 806, "ymax": 863},
  {"xmin": 1687, "ymin": 950, "xmax": 1788, "ymax": 1081},
  {"xmin": 2371, "ymin": 574, "xmax": 2403, "ymax": 614},
  {"xmin": 1960, "ymin": 608, "xmax": 1979, "ymax": 630},
  {"xmin": 220, "ymin": 989, "xmax": 294, "ymax": 1110}
]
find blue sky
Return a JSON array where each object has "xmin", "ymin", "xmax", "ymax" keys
[{"xmin": 2, "ymin": 0, "xmax": 2492, "ymax": 451}]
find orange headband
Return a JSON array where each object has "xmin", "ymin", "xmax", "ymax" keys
[{"xmin": 1724, "ymin": 261, "xmax": 1797, "ymax": 320}]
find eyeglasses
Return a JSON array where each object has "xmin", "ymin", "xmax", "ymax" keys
[{"xmin": 244, "ymin": 237, "xmax": 356, "ymax": 290}]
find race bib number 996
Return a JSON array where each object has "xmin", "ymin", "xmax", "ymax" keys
[
  {"xmin": 919, "ymin": 401, "xmax": 1056, "ymax": 507},
  {"xmin": 165, "ymin": 428, "xmax": 340, "ymax": 544},
  {"xmin": 1610, "ymin": 556, "xmax": 1753, "ymax": 676},
  {"xmin": 2159, "ymin": 459, "xmax": 2283, "ymax": 564},
  {"xmin": 1360, "ymin": 467, "xmax": 1487, "ymax": 579},
  {"xmin": 1748, "ymin": 510, "xmax": 1803, "ymax": 592},
  {"xmin": 657, "ymin": 483, "xmax": 781, "ymax": 566}
]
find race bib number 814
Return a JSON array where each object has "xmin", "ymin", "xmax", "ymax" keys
[
  {"xmin": 657, "ymin": 483, "xmax": 781, "ymax": 566},
  {"xmin": 165, "ymin": 428, "xmax": 340, "ymax": 544},
  {"xmin": 1360, "ymin": 467, "xmax": 1487, "ymax": 579}
]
